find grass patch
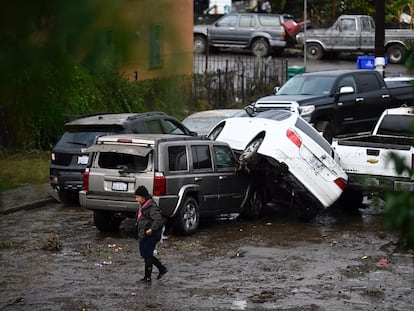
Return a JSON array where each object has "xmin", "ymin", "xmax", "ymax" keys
[{"xmin": 0, "ymin": 149, "xmax": 50, "ymax": 191}]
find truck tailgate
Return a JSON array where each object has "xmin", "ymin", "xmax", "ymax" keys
[{"xmin": 333, "ymin": 137, "xmax": 413, "ymax": 178}]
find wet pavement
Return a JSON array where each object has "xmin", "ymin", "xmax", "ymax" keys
[
  {"xmin": 0, "ymin": 193, "xmax": 413, "ymax": 310},
  {"xmin": 0, "ymin": 183, "xmax": 58, "ymax": 216}
]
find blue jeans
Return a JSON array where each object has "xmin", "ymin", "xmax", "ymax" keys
[{"xmin": 139, "ymin": 235, "xmax": 160, "ymax": 264}]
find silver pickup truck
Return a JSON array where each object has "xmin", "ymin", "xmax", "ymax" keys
[{"xmin": 301, "ymin": 15, "xmax": 414, "ymax": 64}]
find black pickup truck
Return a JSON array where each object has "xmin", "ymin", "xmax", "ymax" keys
[{"xmin": 249, "ymin": 69, "xmax": 414, "ymax": 142}]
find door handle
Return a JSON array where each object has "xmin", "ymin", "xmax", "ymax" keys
[
  {"xmin": 381, "ymin": 94, "xmax": 390, "ymax": 98},
  {"xmin": 355, "ymin": 97, "xmax": 364, "ymax": 102},
  {"xmin": 219, "ymin": 176, "xmax": 227, "ymax": 180},
  {"xmin": 194, "ymin": 177, "xmax": 203, "ymax": 181}
]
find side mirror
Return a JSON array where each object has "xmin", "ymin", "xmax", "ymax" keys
[
  {"xmin": 274, "ymin": 86, "xmax": 280, "ymax": 94},
  {"xmin": 339, "ymin": 86, "xmax": 354, "ymax": 94},
  {"xmin": 245, "ymin": 105, "xmax": 255, "ymax": 117}
]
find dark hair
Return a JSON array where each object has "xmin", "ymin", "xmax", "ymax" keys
[{"xmin": 135, "ymin": 185, "xmax": 150, "ymax": 198}]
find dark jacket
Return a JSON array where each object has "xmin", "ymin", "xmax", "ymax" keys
[{"xmin": 136, "ymin": 199, "xmax": 165, "ymax": 241}]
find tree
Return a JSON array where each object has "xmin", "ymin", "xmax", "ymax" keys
[{"xmin": 0, "ymin": 0, "xmax": 133, "ymax": 149}]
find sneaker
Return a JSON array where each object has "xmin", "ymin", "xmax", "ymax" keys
[{"xmin": 139, "ymin": 277, "xmax": 151, "ymax": 283}]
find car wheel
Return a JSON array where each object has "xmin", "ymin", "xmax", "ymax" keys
[
  {"xmin": 315, "ymin": 120, "xmax": 334, "ymax": 143},
  {"xmin": 58, "ymin": 190, "xmax": 80, "ymax": 206},
  {"xmin": 306, "ymin": 43, "xmax": 324, "ymax": 60},
  {"xmin": 194, "ymin": 35, "xmax": 207, "ymax": 54},
  {"xmin": 173, "ymin": 197, "xmax": 199, "ymax": 235},
  {"xmin": 240, "ymin": 136, "xmax": 264, "ymax": 164},
  {"xmin": 251, "ymin": 38, "xmax": 270, "ymax": 57},
  {"xmin": 93, "ymin": 210, "xmax": 122, "ymax": 232},
  {"xmin": 240, "ymin": 185, "xmax": 264, "ymax": 219},
  {"xmin": 387, "ymin": 44, "xmax": 406, "ymax": 64}
]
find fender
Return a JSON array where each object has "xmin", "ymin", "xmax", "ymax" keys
[{"xmin": 169, "ymin": 184, "xmax": 201, "ymax": 217}]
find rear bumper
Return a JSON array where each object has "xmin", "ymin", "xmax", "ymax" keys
[
  {"xmin": 347, "ymin": 174, "xmax": 414, "ymax": 192},
  {"xmin": 79, "ymin": 191, "xmax": 179, "ymax": 217}
]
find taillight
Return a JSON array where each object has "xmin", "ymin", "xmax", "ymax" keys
[
  {"xmin": 83, "ymin": 168, "xmax": 90, "ymax": 191},
  {"xmin": 412, "ymin": 153, "xmax": 414, "ymax": 170},
  {"xmin": 117, "ymin": 138, "xmax": 133, "ymax": 143},
  {"xmin": 287, "ymin": 128, "xmax": 302, "ymax": 147},
  {"xmin": 282, "ymin": 30, "xmax": 287, "ymax": 41},
  {"xmin": 334, "ymin": 178, "xmax": 347, "ymax": 190},
  {"xmin": 153, "ymin": 172, "xmax": 166, "ymax": 196}
]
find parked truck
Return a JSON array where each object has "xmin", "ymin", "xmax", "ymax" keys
[
  {"xmin": 300, "ymin": 15, "xmax": 414, "ymax": 64},
  {"xmin": 331, "ymin": 106, "xmax": 414, "ymax": 205},
  {"xmin": 249, "ymin": 69, "xmax": 414, "ymax": 142}
]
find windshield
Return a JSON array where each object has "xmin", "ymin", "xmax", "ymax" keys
[{"xmin": 277, "ymin": 76, "xmax": 336, "ymax": 95}]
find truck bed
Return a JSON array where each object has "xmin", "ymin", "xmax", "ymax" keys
[{"xmin": 336, "ymin": 135, "xmax": 413, "ymax": 150}]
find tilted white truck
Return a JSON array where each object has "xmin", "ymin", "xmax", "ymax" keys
[{"xmin": 332, "ymin": 106, "xmax": 414, "ymax": 206}]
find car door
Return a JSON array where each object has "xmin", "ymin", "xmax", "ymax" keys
[
  {"xmin": 330, "ymin": 17, "xmax": 359, "ymax": 51},
  {"xmin": 236, "ymin": 14, "xmax": 256, "ymax": 46},
  {"xmin": 213, "ymin": 144, "xmax": 246, "ymax": 213},
  {"xmin": 190, "ymin": 144, "xmax": 218, "ymax": 215},
  {"xmin": 354, "ymin": 72, "xmax": 393, "ymax": 129},
  {"xmin": 209, "ymin": 14, "xmax": 238, "ymax": 45}
]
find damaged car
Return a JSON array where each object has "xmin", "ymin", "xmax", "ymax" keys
[{"xmin": 208, "ymin": 109, "xmax": 348, "ymax": 219}]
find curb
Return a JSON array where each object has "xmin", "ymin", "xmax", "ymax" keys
[{"xmin": 0, "ymin": 197, "xmax": 58, "ymax": 216}]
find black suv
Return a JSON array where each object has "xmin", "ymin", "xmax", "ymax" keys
[{"xmin": 50, "ymin": 112, "xmax": 195, "ymax": 205}]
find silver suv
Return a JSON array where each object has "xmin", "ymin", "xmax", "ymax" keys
[
  {"xmin": 79, "ymin": 134, "xmax": 263, "ymax": 235},
  {"xmin": 193, "ymin": 13, "xmax": 287, "ymax": 57},
  {"xmin": 50, "ymin": 112, "xmax": 194, "ymax": 205}
]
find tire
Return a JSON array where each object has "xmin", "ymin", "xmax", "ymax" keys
[
  {"xmin": 387, "ymin": 44, "xmax": 406, "ymax": 64},
  {"xmin": 93, "ymin": 211, "xmax": 122, "ymax": 232},
  {"xmin": 173, "ymin": 197, "xmax": 200, "ymax": 235},
  {"xmin": 315, "ymin": 120, "xmax": 334, "ymax": 143},
  {"xmin": 306, "ymin": 42, "xmax": 324, "ymax": 60},
  {"xmin": 251, "ymin": 38, "xmax": 270, "ymax": 57},
  {"xmin": 240, "ymin": 136, "xmax": 264, "ymax": 164},
  {"xmin": 194, "ymin": 35, "xmax": 207, "ymax": 54},
  {"xmin": 240, "ymin": 185, "xmax": 264, "ymax": 219},
  {"xmin": 58, "ymin": 190, "xmax": 80, "ymax": 206}
]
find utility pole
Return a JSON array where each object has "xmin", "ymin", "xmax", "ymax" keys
[{"xmin": 375, "ymin": 0, "xmax": 386, "ymax": 76}]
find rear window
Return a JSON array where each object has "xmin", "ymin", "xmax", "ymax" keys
[
  {"xmin": 295, "ymin": 118, "xmax": 332, "ymax": 154},
  {"xmin": 56, "ymin": 130, "xmax": 124, "ymax": 149},
  {"xmin": 97, "ymin": 152, "xmax": 149, "ymax": 171},
  {"xmin": 168, "ymin": 146, "xmax": 188, "ymax": 171},
  {"xmin": 258, "ymin": 15, "xmax": 281, "ymax": 27},
  {"xmin": 376, "ymin": 115, "xmax": 414, "ymax": 137}
]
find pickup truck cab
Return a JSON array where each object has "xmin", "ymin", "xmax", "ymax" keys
[
  {"xmin": 250, "ymin": 69, "xmax": 414, "ymax": 142},
  {"xmin": 301, "ymin": 15, "xmax": 414, "ymax": 64},
  {"xmin": 332, "ymin": 106, "xmax": 414, "ymax": 205}
]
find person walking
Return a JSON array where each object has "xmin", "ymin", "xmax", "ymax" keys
[{"xmin": 135, "ymin": 185, "xmax": 167, "ymax": 283}]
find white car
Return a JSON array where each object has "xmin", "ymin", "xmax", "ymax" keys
[{"xmin": 208, "ymin": 110, "xmax": 348, "ymax": 217}]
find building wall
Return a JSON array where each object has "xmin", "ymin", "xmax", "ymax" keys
[{"xmin": 121, "ymin": 0, "xmax": 193, "ymax": 81}]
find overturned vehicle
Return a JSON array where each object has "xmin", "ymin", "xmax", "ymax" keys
[{"xmin": 208, "ymin": 109, "xmax": 348, "ymax": 219}]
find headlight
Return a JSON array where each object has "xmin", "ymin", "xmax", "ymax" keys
[{"xmin": 299, "ymin": 105, "xmax": 315, "ymax": 117}]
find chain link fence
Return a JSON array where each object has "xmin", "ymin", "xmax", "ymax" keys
[{"xmin": 193, "ymin": 55, "xmax": 288, "ymax": 109}]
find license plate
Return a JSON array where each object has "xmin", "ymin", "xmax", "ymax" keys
[
  {"xmin": 77, "ymin": 155, "xmax": 89, "ymax": 165},
  {"xmin": 112, "ymin": 182, "xmax": 128, "ymax": 191}
]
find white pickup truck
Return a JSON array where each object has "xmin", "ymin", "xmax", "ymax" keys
[{"xmin": 332, "ymin": 106, "xmax": 414, "ymax": 206}]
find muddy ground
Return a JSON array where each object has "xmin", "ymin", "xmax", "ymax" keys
[{"xmin": 0, "ymin": 200, "xmax": 413, "ymax": 311}]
